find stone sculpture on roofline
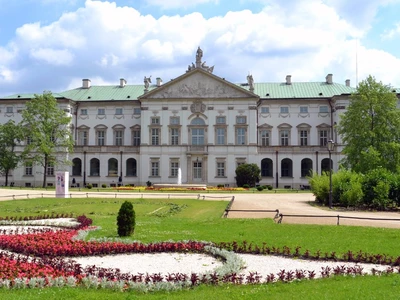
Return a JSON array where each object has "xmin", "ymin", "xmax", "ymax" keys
[{"xmin": 187, "ymin": 47, "xmax": 214, "ymax": 73}]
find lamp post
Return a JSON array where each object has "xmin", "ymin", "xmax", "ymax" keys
[{"xmin": 327, "ymin": 139, "xmax": 335, "ymax": 209}]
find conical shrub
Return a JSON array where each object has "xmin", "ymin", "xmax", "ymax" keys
[{"xmin": 117, "ymin": 201, "xmax": 136, "ymax": 237}]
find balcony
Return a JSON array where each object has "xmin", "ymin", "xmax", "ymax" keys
[{"xmin": 187, "ymin": 145, "xmax": 208, "ymax": 155}]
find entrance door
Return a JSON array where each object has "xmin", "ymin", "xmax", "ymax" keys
[{"xmin": 193, "ymin": 161, "xmax": 202, "ymax": 182}]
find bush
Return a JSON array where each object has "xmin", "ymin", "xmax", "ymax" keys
[
  {"xmin": 146, "ymin": 181, "xmax": 152, "ymax": 187},
  {"xmin": 101, "ymin": 184, "xmax": 107, "ymax": 188},
  {"xmin": 267, "ymin": 185, "xmax": 273, "ymax": 190},
  {"xmin": 86, "ymin": 184, "xmax": 93, "ymax": 189},
  {"xmin": 242, "ymin": 184, "xmax": 250, "ymax": 189},
  {"xmin": 235, "ymin": 163, "xmax": 261, "ymax": 187},
  {"xmin": 117, "ymin": 201, "xmax": 136, "ymax": 237},
  {"xmin": 217, "ymin": 184, "xmax": 224, "ymax": 188},
  {"xmin": 257, "ymin": 186, "xmax": 264, "ymax": 191}
]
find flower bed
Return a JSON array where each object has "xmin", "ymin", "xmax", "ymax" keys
[{"xmin": 0, "ymin": 215, "xmax": 398, "ymax": 292}]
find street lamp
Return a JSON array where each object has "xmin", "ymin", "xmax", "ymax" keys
[{"xmin": 327, "ymin": 139, "xmax": 335, "ymax": 209}]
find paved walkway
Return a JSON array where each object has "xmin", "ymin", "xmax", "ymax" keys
[{"xmin": 1, "ymin": 189, "xmax": 400, "ymax": 229}]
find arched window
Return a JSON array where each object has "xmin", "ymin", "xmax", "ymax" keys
[
  {"xmin": 126, "ymin": 158, "xmax": 137, "ymax": 176},
  {"xmin": 72, "ymin": 158, "xmax": 82, "ymax": 176},
  {"xmin": 108, "ymin": 158, "xmax": 118, "ymax": 177},
  {"xmin": 281, "ymin": 158, "xmax": 293, "ymax": 177},
  {"xmin": 301, "ymin": 158, "xmax": 313, "ymax": 177},
  {"xmin": 90, "ymin": 158, "xmax": 100, "ymax": 176},
  {"xmin": 321, "ymin": 158, "xmax": 332, "ymax": 174},
  {"xmin": 261, "ymin": 158, "xmax": 273, "ymax": 177}
]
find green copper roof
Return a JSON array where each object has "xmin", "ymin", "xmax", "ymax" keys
[{"xmin": 0, "ymin": 93, "xmax": 66, "ymax": 100}]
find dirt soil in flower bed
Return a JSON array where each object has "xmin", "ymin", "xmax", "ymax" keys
[{"xmin": 1, "ymin": 189, "xmax": 400, "ymax": 228}]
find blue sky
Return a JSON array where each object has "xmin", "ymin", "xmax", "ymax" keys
[{"xmin": 0, "ymin": 0, "xmax": 400, "ymax": 96}]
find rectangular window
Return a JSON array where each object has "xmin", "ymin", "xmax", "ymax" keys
[
  {"xmin": 319, "ymin": 106, "xmax": 329, "ymax": 113},
  {"xmin": 261, "ymin": 130, "xmax": 270, "ymax": 146},
  {"xmin": 6, "ymin": 107, "xmax": 13, "ymax": 113},
  {"xmin": 25, "ymin": 163, "xmax": 33, "ymax": 175},
  {"xmin": 81, "ymin": 109, "xmax": 88, "ymax": 115},
  {"xmin": 170, "ymin": 117, "xmax": 180, "ymax": 125},
  {"xmin": 26, "ymin": 136, "xmax": 33, "ymax": 145},
  {"xmin": 216, "ymin": 128, "xmax": 225, "ymax": 145},
  {"xmin": 170, "ymin": 128, "xmax": 179, "ymax": 145},
  {"xmin": 132, "ymin": 130, "xmax": 141, "ymax": 146},
  {"xmin": 133, "ymin": 108, "xmax": 141, "ymax": 115},
  {"xmin": 216, "ymin": 116, "xmax": 226, "ymax": 124},
  {"xmin": 98, "ymin": 108, "xmax": 105, "ymax": 115},
  {"xmin": 78, "ymin": 131, "xmax": 88, "ymax": 146},
  {"xmin": 151, "ymin": 162, "xmax": 159, "ymax": 176},
  {"xmin": 300, "ymin": 106, "xmax": 308, "ymax": 113},
  {"xmin": 115, "ymin": 108, "xmax": 123, "ymax": 115},
  {"xmin": 300, "ymin": 130, "xmax": 308, "ymax": 146},
  {"xmin": 237, "ymin": 128, "xmax": 246, "ymax": 145},
  {"xmin": 115, "ymin": 130, "xmax": 123, "ymax": 146},
  {"xmin": 171, "ymin": 161, "xmax": 179, "ymax": 177},
  {"xmin": 280, "ymin": 130, "xmax": 289, "ymax": 146},
  {"xmin": 97, "ymin": 130, "xmax": 105, "ymax": 146},
  {"xmin": 319, "ymin": 130, "xmax": 328, "ymax": 146},
  {"xmin": 280, "ymin": 107, "xmax": 289, "ymax": 114},
  {"xmin": 151, "ymin": 117, "xmax": 160, "ymax": 125},
  {"xmin": 261, "ymin": 107, "xmax": 269, "ymax": 113},
  {"xmin": 236, "ymin": 116, "xmax": 246, "ymax": 124},
  {"xmin": 151, "ymin": 128, "xmax": 159, "ymax": 145},
  {"xmin": 47, "ymin": 164, "xmax": 54, "ymax": 176},
  {"xmin": 217, "ymin": 162, "xmax": 225, "ymax": 177}
]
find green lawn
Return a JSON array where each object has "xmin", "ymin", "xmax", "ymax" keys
[{"xmin": 0, "ymin": 196, "xmax": 399, "ymax": 299}]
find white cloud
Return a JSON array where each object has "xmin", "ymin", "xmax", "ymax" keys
[
  {"xmin": 381, "ymin": 23, "xmax": 400, "ymax": 40},
  {"xmin": 145, "ymin": 0, "xmax": 219, "ymax": 10},
  {"xmin": 30, "ymin": 48, "xmax": 74, "ymax": 65}
]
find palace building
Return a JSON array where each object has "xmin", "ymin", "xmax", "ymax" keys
[{"xmin": 0, "ymin": 48, "xmax": 358, "ymax": 188}]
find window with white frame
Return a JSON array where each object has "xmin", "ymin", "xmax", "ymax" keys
[
  {"xmin": 98, "ymin": 108, "xmax": 105, "ymax": 115},
  {"xmin": 97, "ymin": 130, "xmax": 106, "ymax": 146},
  {"xmin": 236, "ymin": 116, "xmax": 246, "ymax": 124},
  {"xmin": 216, "ymin": 161, "xmax": 226, "ymax": 177},
  {"xmin": 114, "ymin": 130, "xmax": 124, "ymax": 146},
  {"xmin": 216, "ymin": 116, "xmax": 226, "ymax": 124},
  {"xmin": 133, "ymin": 108, "xmax": 141, "ymax": 115},
  {"xmin": 236, "ymin": 127, "xmax": 246, "ymax": 145},
  {"xmin": 151, "ymin": 161, "xmax": 159, "ymax": 176},
  {"xmin": 319, "ymin": 105, "xmax": 329, "ymax": 113},
  {"xmin": 6, "ymin": 106, "xmax": 13, "ymax": 113},
  {"xmin": 151, "ymin": 128, "xmax": 160, "ymax": 145},
  {"xmin": 115, "ymin": 108, "xmax": 123, "ymax": 115},
  {"xmin": 216, "ymin": 128, "xmax": 226, "ymax": 145},
  {"xmin": 280, "ymin": 130, "xmax": 290, "ymax": 146},
  {"xmin": 299, "ymin": 130, "xmax": 308, "ymax": 146},
  {"xmin": 170, "ymin": 128, "xmax": 179, "ymax": 145},
  {"xmin": 260, "ymin": 130, "xmax": 270, "ymax": 146},
  {"xmin": 319, "ymin": 129, "xmax": 329, "ymax": 146},
  {"xmin": 81, "ymin": 109, "xmax": 88, "ymax": 115},
  {"xmin": 77, "ymin": 127, "xmax": 89, "ymax": 146},
  {"xmin": 261, "ymin": 107, "xmax": 269, "ymax": 114},
  {"xmin": 280, "ymin": 106, "xmax": 289, "ymax": 114},
  {"xmin": 170, "ymin": 161, "xmax": 179, "ymax": 177},
  {"xmin": 25, "ymin": 162, "xmax": 33, "ymax": 175},
  {"xmin": 47, "ymin": 163, "xmax": 54, "ymax": 176},
  {"xmin": 300, "ymin": 106, "xmax": 308, "ymax": 114},
  {"xmin": 132, "ymin": 129, "xmax": 141, "ymax": 146},
  {"xmin": 151, "ymin": 117, "xmax": 160, "ymax": 125},
  {"xmin": 170, "ymin": 117, "xmax": 180, "ymax": 125}
]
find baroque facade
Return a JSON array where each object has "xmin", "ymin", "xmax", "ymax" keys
[{"xmin": 0, "ymin": 48, "xmax": 359, "ymax": 188}]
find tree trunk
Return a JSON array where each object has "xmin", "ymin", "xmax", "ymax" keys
[
  {"xmin": 43, "ymin": 155, "xmax": 48, "ymax": 188},
  {"xmin": 5, "ymin": 170, "xmax": 8, "ymax": 187}
]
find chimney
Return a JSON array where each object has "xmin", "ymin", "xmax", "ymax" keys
[
  {"xmin": 286, "ymin": 75, "xmax": 292, "ymax": 85},
  {"xmin": 119, "ymin": 78, "xmax": 126, "ymax": 87},
  {"xmin": 156, "ymin": 77, "xmax": 163, "ymax": 87},
  {"xmin": 82, "ymin": 79, "xmax": 91, "ymax": 89},
  {"xmin": 345, "ymin": 79, "xmax": 350, "ymax": 87},
  {"xmin": 325, "ymin": 74, "xmax": 333, "ymax": 84}
]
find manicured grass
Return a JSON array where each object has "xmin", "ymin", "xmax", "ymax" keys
[{"xmin": 0, "ymin": 195, "xmax": 400, "ymax": 298}]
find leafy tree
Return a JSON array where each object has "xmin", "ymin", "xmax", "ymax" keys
[
  {"xmin": 235, "ymin": 163, "xmax": 261, "ymax": 187},
  {"xmin": 21, "ymin": 92, "xmax": 73, "ymax": 188},
  {"xmin": 117, "ymin": 201, "xmax": 136, "ymax": 237},
  {"xmin": 337, "ymin": 75, "xmax": 400, "ymax": 173},
  {"xmin": 0, "ymin": 120, "xmax": 23, "ymax": 186}
]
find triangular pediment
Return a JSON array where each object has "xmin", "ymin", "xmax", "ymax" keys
[{"xmin": 139, "ymin": 69, "xmax": 257, "ymax": 100}]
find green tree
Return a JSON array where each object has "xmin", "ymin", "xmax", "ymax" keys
[
  {"xmin": 337, "ymin": 75, "xmax": 400, "ymax": 173},
  {"xmin": 235, "ymin": 163, "xmax": 261, "ymax": 187},
  {"xmin": 21, "ymin": 92, "xmax": 73, "ymax": 188},
  {"xmin": 117, "ymin": 201, "xmax": 136, "ymax": 237},
  {"xmin": 0, "ymin": 120, "xmax": 23, "ymax": 186}
]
